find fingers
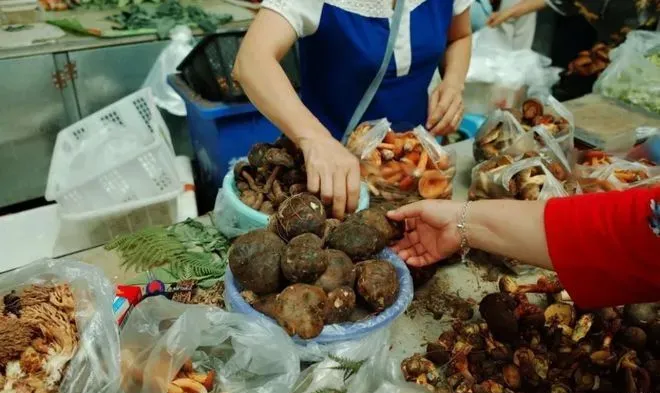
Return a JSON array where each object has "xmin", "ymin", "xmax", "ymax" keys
[
  {"xmin": 427, "ymin": 89, "xmax": 452, "ymax": 131},
  {"xmin": 407, "ymin": 254, "xmax": 437, "ymax": 267},
  {"xmin": 427, "ymin": 88, "xmax": 441, "ymax": 128},
  {"xmin": 346, "ymin": 164, "xmax": 360, "ymax": 214},
  {"xmin": 387, "ymin": 201, "xmax": 426, "ymax": 221},
  {"xmin": 306, "ymin": 163, "xmax": 320, "ymax": 195},
  {"xmin": 430, "ymin": 97, "xmax": 462, "ymax": 136},
  {"xmin": 332, "ymin": 170, "xmax": 347, "ymax": 219},
  {"xmin": 320, "ymin": 170, "xmax": 333, "ymax": 206}
]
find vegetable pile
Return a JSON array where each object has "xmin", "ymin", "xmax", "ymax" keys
[
  {"xmin": 347, "ymin": 122, "xmax": 456, "ymax": 201},
  {"xmin": 0, "ymin": 284, "xmax": 79, "ymax": 393},
  {"xmin": 106, "ymin": 0, "xmax": 232, "ymax": 38},
  {"xmin": 106, "ymin": 218, "xmax": 229, "ymax": 283},
  {"xmin": 234, "ymin": 136, "xmax": 308, "ymax": 215},
  {"xmin": 401, "ymin": 276, "xmax": 660, "ymax": 393},
  {"xmin": 228, "ymin": 193, "xmax": 403, "ymax": 339}
]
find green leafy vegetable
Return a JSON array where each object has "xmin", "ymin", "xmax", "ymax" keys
[
  {"xmin": 106, "ymin": 0, "xmax": 232, "ymax": 37},
  {"xmin": 105, "ymin": 218, "xmax": 229, "ymax": 282}
]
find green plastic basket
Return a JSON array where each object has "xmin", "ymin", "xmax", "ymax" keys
[{"xmin": 219, "ymin": 168, "xmax": 370, "ymax": 237}]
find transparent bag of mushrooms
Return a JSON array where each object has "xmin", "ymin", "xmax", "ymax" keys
[
  {"xmin": 473, "ymin": 96, "xmax": 575, "ymax": 164},
  {"xmin": 346, "ymin": 119, "xmax": 457, "ymax": 202},
  {"xmin": 0, "ymin": 258, "xmax": 121, "ymax": 393}
]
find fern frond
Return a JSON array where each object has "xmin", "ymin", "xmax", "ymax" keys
[{"xmin": 328, "ymin": 354, "xmax": 365, "ymax": 382}]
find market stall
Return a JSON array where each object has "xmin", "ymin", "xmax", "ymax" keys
[{"xmin": 1, "ymin": 8, "xmax": 659, "ymax": 393}]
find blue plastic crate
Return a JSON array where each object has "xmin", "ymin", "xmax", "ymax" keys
[{"xmin": 168, "ymin": 74, "xmax": 282, "ymax": 209}]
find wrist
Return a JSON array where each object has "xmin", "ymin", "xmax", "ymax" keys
[{"xmin": 294, "ymin": 128, "xmax": 333, "ymax": 150}]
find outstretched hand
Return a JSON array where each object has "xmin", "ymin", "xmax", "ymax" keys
[{"xmin": 387, "ymin": 200, "xmax": 463, "ymax": 267}]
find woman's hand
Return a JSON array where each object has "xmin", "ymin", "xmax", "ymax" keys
[
  {"xmin": 486, "ymin": 9, "xmax": 517, "ymax": 27},
  {"xmin": 427, "ymin": 81, "xmax": 465, "ymax": 136},
  {"xmin": 299, "ymin": 135, "xmax": 361, "ymax": 220},
  {"xmin": 387, "ymin": 200, "xmax": 463, "ymax": 267}
]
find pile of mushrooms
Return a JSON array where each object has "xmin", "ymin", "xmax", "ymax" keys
[
  {"xmin": 401, "ymin": 276, "xmax": 660, "ymax": 393},
  {"xmin": 576, "ymin": 150, "xmax": 655, "ymax": 193},
  {"xmin": 567, "ymin": 43, "xmax": 611, "ymax": 78},
  {"xmin": 234, "ymin": 136, "xmax": 307, "ymax": 214},
  {"xmin": 475, "ymin": 99, "xmax": 570, "ymax": 162},
  {"xmin": 469, "ymin": 153, "xmax": 570, "ymax": 201},
  {"xmin": 348, "ymin": 124, "xmax": 455, "ymax": 201}
]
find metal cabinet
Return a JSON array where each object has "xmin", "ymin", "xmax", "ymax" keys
[
  {"xmin": 0, "ymin": 54, "xmax": 77, "ymax": 208},
  {"xmin": 0, "ymin": 40, "xmax": 196, "ymax": 209},
  {"xmin": 69, "ymin": 41, "xmax": 168, "ymax": 117}
]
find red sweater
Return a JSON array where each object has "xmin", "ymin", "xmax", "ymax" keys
[{"xmin": 544, "ymin": 187, "xmax": 660, "ymax": 309}]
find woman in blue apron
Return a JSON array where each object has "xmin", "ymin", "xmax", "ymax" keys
[{"xmin": 234, "ymin": 0, "xmax": 473, "ymax": 219}]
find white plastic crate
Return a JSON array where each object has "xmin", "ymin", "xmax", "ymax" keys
[{"xmin": 46, "ymin": 89, "xmax": 182, "ymax": 220}]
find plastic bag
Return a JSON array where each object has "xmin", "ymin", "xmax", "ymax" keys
[
  {"xmin": 120, "ymin": 296, "xmax": 300, "ymax": 393},
  {"xmin": 466, "ymin": 28, "xmax": 561, "ymax": 103},
  {"xmin": 469, "ymin": 155, "xmax": 568, "ymax": 200},
  {"xmin": 588, "ymin": 160, "xmax": 658, "ymax": 190},
  {"xmin": 0, "ymin": 258, "xmax": 121, "ymax": 393},
  {"xmin": 143, "ymin": 26, "xmax": 194, "ymax": 116},
  {"xmin": 348, "ymin": 121, "xmax": 457, "ymax": 201},
  {"xmin": 594, "ymin": 31, "xmax": 660, "ymax": 115},
  {"xmin": 473, "ymin": 109, "xmax": 537, "ymax": 162}
]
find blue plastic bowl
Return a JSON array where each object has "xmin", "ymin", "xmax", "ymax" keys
[
  {"xmin": 225, "ymin": 248, "xmax": 414, "ymax": 345},
  {"xmin": 221, "ymin": 165, "xmax": 371, "ymax": 234}
]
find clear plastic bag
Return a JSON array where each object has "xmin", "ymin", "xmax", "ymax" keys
[
  {"xmin": 350, "ymin": 121, "xmax": 457, "ymax": 201},
  {"xmin": 120, "ymin": 296, "xmax": 300, "ymax": 393},
  {"xmin": 143, "ymin": 26, "xmax": 195, "ymax": 116},
  {"xmin": 469, "ymin": 155, "xmax": 568, "ymax": 200},
  {"xmin": 588, "ymin": 160, "xmax": 657, "ymax": 190},
  {"xmin": 473, "ymin": 109, "xmax": 537, "ymax": 162},
  {"xmin": 0, "ymin": 258, "xmax": 121, "ymax": 393},
  {"xmin": 594, "ymin": 31, "xmax": 660, "ymax": 115},
  {"xmin": 466, "ymin": 28, "xmax": 561, "ymax": 108}
]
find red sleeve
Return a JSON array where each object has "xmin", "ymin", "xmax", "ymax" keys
[{"xmin": 544, "ymin": 187, "xmax": 660, "ymax": 309}]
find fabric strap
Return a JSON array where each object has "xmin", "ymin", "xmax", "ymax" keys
[{"xmin": 341, "ymin": 0, "xmax": 406, "ymax": 144}]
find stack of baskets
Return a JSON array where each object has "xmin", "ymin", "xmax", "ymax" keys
[{"xmin": 46, "ymin": 89, "xmax": 182, "ymax": 221}]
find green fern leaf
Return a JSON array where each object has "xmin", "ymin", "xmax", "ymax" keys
[
  {"xmin": 328, "ymin": 354, "xmax": 365, "ymax": 382},
  {"xmin": 312, "ymin": 388, "xmax": 347, "ymax": 393}
]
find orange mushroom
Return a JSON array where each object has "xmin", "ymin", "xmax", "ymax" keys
[
  {"xmin": 399, "ymin": 175, "xmax": 415, "ymax": 191},
  {"xmin": 418, "ymin": 170, "xmax": 450, "ymax": 199},
  {"xmin": 383, "ymin": 131, "xmax": 397, "ymax": 144}
]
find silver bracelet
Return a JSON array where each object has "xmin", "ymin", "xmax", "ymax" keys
[{"xmin": 456, "ymin": 201, "xmax": 471, "ymax": 263}]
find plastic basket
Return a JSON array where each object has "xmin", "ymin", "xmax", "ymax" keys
[
  {"xmin": 168, "ymin": 73, "xmax": 283, "ymax": 211},
  {"xmin": 45, "ymin": 89, "xmax": 181, "ymax": 220},
  {"xmin": 225, "ymin": 248, "xmax": 414, "ymax": 345},
  {"xmin": 218, "ymin": 167, "xmax": 371, "ymax": 236},
  {"xmin": 177, "ymin": 29, "xmax": 300, "ymax": 102}
]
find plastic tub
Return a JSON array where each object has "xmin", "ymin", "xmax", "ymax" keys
[{"xmin": 225, "ymin": 248, "xmax": 414, "ymax": 345}]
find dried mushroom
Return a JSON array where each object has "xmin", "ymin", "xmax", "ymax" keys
[
  {"xmin": 402, "ymin": 277, "xmax": 660, "ymax": 393},
  {"xmin": 235, "ymin": 137, "xmax": 307, "ymax": 213},
  {"xmin": 0, "ymin": 284, "xmax": 79, "ymax": 393}
]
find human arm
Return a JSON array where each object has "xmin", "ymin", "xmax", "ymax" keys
[
  {"xmin": 233, "ymin": 7, "xmax": 360, "ymax": 219},
  {"xmin": 486, "ymin": 0, "xmax": 546, "ymax": 27},
  {"xmin": 388, "ymin": 187, "xmax": 660, "ymax": 308},
  {"xmin": 427, "ymin": 9, "xmax": 472, "ymax": 135}
]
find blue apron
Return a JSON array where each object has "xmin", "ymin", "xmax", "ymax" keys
[{"xmin": 297, "ymin": 0, "xmax": 455, "ymax": 140}]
